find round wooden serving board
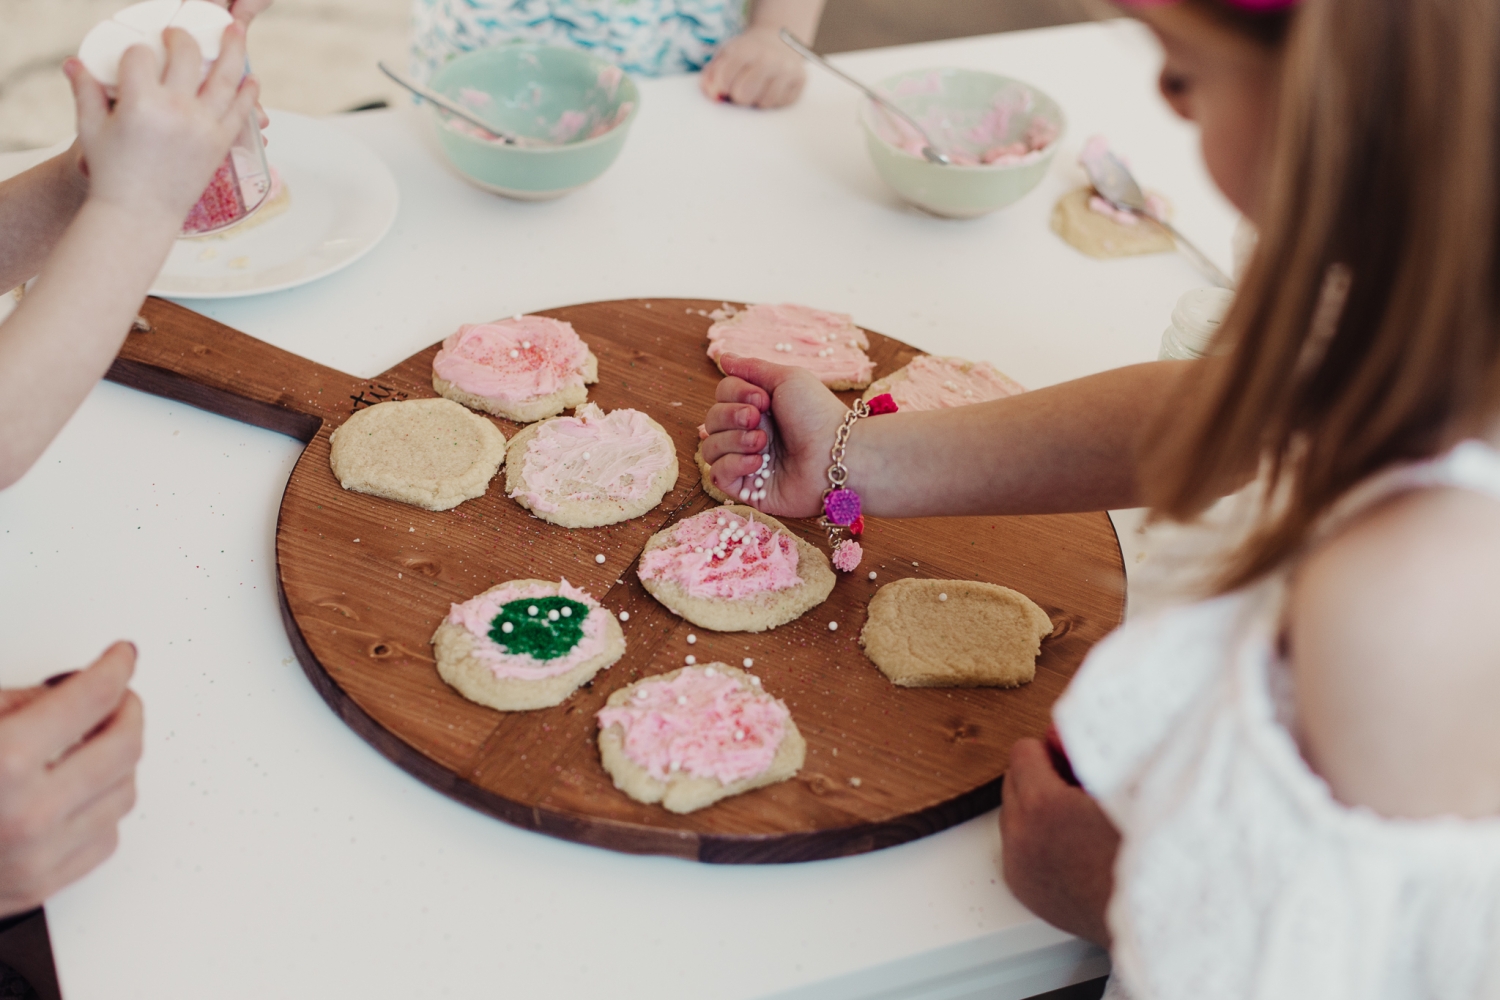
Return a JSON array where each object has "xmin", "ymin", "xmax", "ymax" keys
[{"xmin": 109, "ymin": 296, "xmax": 1125, "ymax": 864}]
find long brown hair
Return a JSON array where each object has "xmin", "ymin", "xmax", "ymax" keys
[{"xmin": 1141, "ymin": 0, "xmax": 1500, "ymax": 590}]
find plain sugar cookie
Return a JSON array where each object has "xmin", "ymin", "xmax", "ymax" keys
[
  {"xmin": 860, "ymin": 578, "xmax": 1052, "ymax": 688},
  {"xmin": 432, "ymin": 315, "xmax": 599, "ymax": 423},
  {"xmin": 1050, "ymin": 187, "xmax": 1175, "ymax": 259},
  {"xmin": 505, "ymin": 403, "xmax": 678, "ymax": 528},
  {"xmin": 328, "ymin": 397, "xmax": 506, "ymax": 511},
  {"xmin": 596, "ymin": 664, "xmax": 805, "ymax": 813},
  {"xmin": 705, "ymin": 303, "xmax": 874, "ymax": 390},
  {"xmin": 637, "ymin": 506, "xmax": 835, "ymax": 632},
  {"xmin": 861, "ymin": 355, "xmax": 1025, "ymax": 411},
  {"xmin": 432, "ymin": 578, "xmax": 625, "ymax": 711}
]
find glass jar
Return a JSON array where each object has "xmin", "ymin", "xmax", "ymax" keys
[
  {"xmin": 78, "ymin": 0, "xmax": 270, "ymax": 236},
  {"xmin": 1159, "ymin": 287, "xmax": 1235, "ymax": 361}
]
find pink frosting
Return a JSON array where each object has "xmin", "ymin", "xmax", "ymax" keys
[
  {"xmin": 511, "ymin": 402, "xmax": 675, "ymax": 513},
  {"xmin": 446, "ymin": 578, "xmax": 608, "ymax": 679},
  {"xmin": 637, "ymin": 509, "xmax": 802, "ymax": 600},
  {"xmin": 596, "ymin": 666, "xmax": 789, "ymax": 784},
  {"xmin": 884, "ymin": 355, "xmax": 1025, "ymax": 411},
  {"xmin": 432, "ymin": 316, "xmax": 590, "ymax": 402},
  {"xmin": 1080, "ymin": 136, "xmax": 1168, "ymax": 223},
  {"xmin": 706, "ymin": 304, "xmax": 874, "ymax": 386},
  {"xmin": 873, "ymin": 84, "xmax": 1059, "ymax": 167}
]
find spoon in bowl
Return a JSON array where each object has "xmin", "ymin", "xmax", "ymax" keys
[
  {"xmin": 1082, "ymin": 146, "xmax": 1233, "ymax": 287},
  {"xmin": 377, "ymin": 61, "xmax": 526, "ymax": 147},
  {"xmin": 778, "ymin": 30, "xmax": 951, "ymax": 166}
]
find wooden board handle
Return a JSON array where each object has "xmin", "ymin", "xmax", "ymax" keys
[{"xmin": 106, "ymin": 297, "xmax": 366, "ymax": 442}]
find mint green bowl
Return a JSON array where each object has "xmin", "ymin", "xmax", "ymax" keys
[
  {"xmin": 427, "ymin": 45, "xmax": 640, "ymax": 200},
  {"xmin": 859, "ymin": 68, "xmax": 1064, "ymax": 219}
]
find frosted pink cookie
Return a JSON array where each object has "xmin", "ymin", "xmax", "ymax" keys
[
  {"xmin": 432, "ymin": 315, "xmax": 599, "ymax": 422},
  {"xmin": 637, "ymin": 506, "xmax": 835, "ymax": 632},
  {"xmin": 862, "ymin": 355, "xmax": 1025, "ymax": 412},
  {"xmin": 431, "ymin": 578, "xmax": 626, "ymax": 711},
  {"xmin": 705, "ymin": 303, "xmax": 875, "ymax": 390},
  {"xmin": 504, "ymin": 402, "xmax": 679, "ymax": 528},
  {"xmin": 596, "ymin": 664, "xmax": 806, "ymax": 813}
]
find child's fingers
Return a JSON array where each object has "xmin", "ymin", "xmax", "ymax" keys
[
  {"xmin": 115, "ymin": 43, "xmax": 164, "ymax": 100},
  {"xmin": 200, "ymin": 23, "xmax": 247, "ymax": 113},
  {"xmin": 700, "ymin": 426, "xmax": 768, "ymax": 466},
  {"xmin": 0, "ymin": 643, "xmax": 135, "ymax": 770},
  {"xmin": 161, "ymin": 28, "xmax": 206, "ymax": 93},
  {"xmin": 222, "ymin": 73, "xmax": 260, "ymax": 134},
  {"xmin": 717, "ymin": 353, "xmax": 802, "ymax": 396},
  {"xmin": 226, "ymin": 0, "xmax": 273, "ymax": 24},
  {"xmin": 765, "ymin": 71, "xmax": 804, "ymax": 110},
  {"xmin": 729, "ymin": 65, "xmax": 774, "ymax": 108},
  {"xmin": 710, "ymin": 450, "xmax": 765, "ymax": 498},
  {"xmin": 63, "ymin": 59, "xmax": 110, "ymax": 141},
  {"xmin": 712, "ymin": 373, "xmax": 770, "ymax": 410},
  {"xmin": 703, "ymin": 401, "xmax": 763, "ymax": 436}
]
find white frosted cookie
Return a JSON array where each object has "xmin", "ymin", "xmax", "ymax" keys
[
  {"xmin": 637, "ymin": 506, "xmax": 834, "ymax": 632},
  {"xmin": 860, "ymin": 578, "xmax": 1053, "ymax": 688},
  {"xmin": 328, "ymin": 397, "xmax": 506, "ymax": 511},
  {"xmin": 1050, "ymin": 187, "xmax": 1175, "ymax": 259},
  {"xmin": 432, "ymin": 578, "xmax": 625, "ymax": 712},
  {"xmin": 705, "ymin": 303, "xmax": 874, "ymax": 390},
  {"xmin": 432, "ymin": 315, "xmax": 599, "ymax": 423},
  {"xmin": 505, "ymin": 402, "xmax": 679, "ymax": 528},
  {"xmin": 596, "ymin": 664, "xmax": 805, "ymax": 813},
  {"xmin": 861, "ymin": 355, "xmax": 1025, "ymax": 411}
]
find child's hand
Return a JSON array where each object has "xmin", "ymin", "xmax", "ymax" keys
[
  {"xmin": 0, "ymin": 643, "xmax": 143, "ymax": 918},
  {"xmin": 700, "ymin": 26, "xmax": 807, "ymax": 108},
  {"xmin": 63, "ymin": 23, "xmax": 260, "ymax": 229},
  {"xmin": 701, "ymin": 354, "xmax": 846, "ymax": 517}
]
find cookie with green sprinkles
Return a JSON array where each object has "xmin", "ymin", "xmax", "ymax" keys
[{"xmin": 432, "ymin": 578, "xmax": 625, "ymax": 711}]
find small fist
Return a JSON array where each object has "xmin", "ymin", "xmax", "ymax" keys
[{"xmin": 700, "ymin": 26, "xmax": 807, "ymax": 109}]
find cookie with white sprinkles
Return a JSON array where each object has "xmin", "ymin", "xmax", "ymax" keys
[
  {"xmin": 432, "ymin": 314, "xmax": 599, "ymax": 423},
  {"xmin": 432, "ymin": 578, "xmax": 625, "ymax": 711},
  {"xmin": 327, "ymin": 397, "xmax": 506, "ymax": 511},
  {"xmin": 860, "ymin": 579, "xmax": 1053, "ymax": 688},
  {"xmin": 596, "ymin": 663, "xmax": 805, "ymax": 813},
  {"xmin": 505, "ymin": 402, "xmax": 678, "ymax": 528},
  {"xmin": 637, "ymin": 506, "xmax": 834, "ymax": 632}
]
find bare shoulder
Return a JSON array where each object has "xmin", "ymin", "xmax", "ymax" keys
[{"xmin": 1287, "ymin": 487, "xmax": 1500, "ymax": 819}]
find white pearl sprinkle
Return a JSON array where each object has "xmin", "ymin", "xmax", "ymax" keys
[
  {"xmin": 501, "ymin": 621, "xmax": 514, "ymax": 633},
  {"xmin": 705, "ymin": 666, "xmax": 716, "ymax": 676},
  {"xmin": 582, "ymin": 451, "xmax": 590, "ymax": 460},
  {"xmin": 717, "ymin": 517, "xmax": 726, "ymax": 526},
  {"xmin": 912, "ymin": 561, "xmax": 919, "ymax": 567},
  {"xmin": 750, "ymin": 676, "xmax": 761, "ymax": 686},
  {"xmin": 754, "ymin": 478, "xmax": 764, "ymax": 488},
  {"xmin": 561, "ymin": 606, "xmax": 572, "ymax": 617},
  {"xmin": 548, "ymin": 609, "xmax": 560, "ymax": 620},
  {"xmin": 685, "ymin": 655, "xmax": 696, "ymax": 665},
  {"xmin": 595, "ymin": 554, "xmax": 606, "ymax": 564},
  {"xmin": 753, "ymin": 490, "xmax": 765, "ymax": 501},
  {"xmin": 513, "ymin": 313, "xmax": 523, "ymax": 320},
  {"xmin": 677, "ymin": 695, "xmax": 688, "ymax": 705},
  {"xmin": 670, "ymin": 760, "xmax": 681, "ymax": 771},
  {"xmin": 720, "ymin": 529, "xmax": 732, "ymax": 540},
  {"xmin": 733, "ymin": 730, "xmax": 744, "ymax": 741},
  {"xmin": 939, "ymin": 593, "xmax": 948, "ymax": 602},
  {"xmin": 509, "ymin": 349, "xmax": 519, "ymax": 359},
  {"xmin": 527, "ymin": 605, "xmax": 539, "ymax": 616},
  {"xmin": 740, "ymin": 489, "xmax": 751, "ymax": 500},
  {"xmin": 828, "ymin": 621, "xmax": 839, "ymax": 631},
  {"xmin": 521, "ymin": 340, "xmax": 531, "ymax": 348},
  {"xmin": 619, "ymin": 611, "xmax": 630, "ymax": 621},
  {"xmin": 687, "ymin": 634, "xmax": 697, "ymax": 644},
  {"xmin": 868, "ymin": 571, "xmax": 877, "ymax": 580},
  {"xmin": 743, "ymin": 657, "xmax": 754, "ymax": 668},
  {"xmin": 694, "ymin": 545, "xmax": 704, "ymax": 553}
]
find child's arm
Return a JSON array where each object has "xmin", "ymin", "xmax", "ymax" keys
[
  {"xmin": 700, "ymin": 0, "xmax": 826, "ymax": 109},
  {"xmin": 0, "ymin": 149, "xmax": 90, "ymax": 295},
  {"xmin": 701, "ymin": 354, "xmax": 1200, "ymax": 520},
  {"xmin": 0, "ymin": 26, "xmax": 259, "ymax": 489}
]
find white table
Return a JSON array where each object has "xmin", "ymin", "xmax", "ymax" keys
[{"xmin": 0, "ymin": 21, "xmax": 1237, "ymax": 1000}]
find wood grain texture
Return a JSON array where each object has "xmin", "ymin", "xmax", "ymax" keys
[{"xmin": 109, "ymin": 296, "xmax": 1125, "ymax": 864}]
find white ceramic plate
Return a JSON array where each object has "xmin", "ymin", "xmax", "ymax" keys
[{"xmin": 151, "ymin": 109, "xmax": 399, "ymax": 298}]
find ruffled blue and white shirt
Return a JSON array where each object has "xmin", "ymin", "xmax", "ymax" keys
[{"xmin": 412, "ymin": 0, "xmax": 748, "ymax": 80}]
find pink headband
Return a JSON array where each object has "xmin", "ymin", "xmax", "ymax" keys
[{"xmin": 1119, "ymin": 0, "xmax": 1298, "ymax": 10}]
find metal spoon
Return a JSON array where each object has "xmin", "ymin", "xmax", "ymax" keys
[
  {"xmin": 1083, "ymin": 148, "xmax": 1233, "ymax": 288},
  {"xmin": 778, "ymin": 30, "xmax": 951, "ymax": 166},
  {"xmin": 377, "ymin": 61, "xmax": 526, "ymax": 146}
]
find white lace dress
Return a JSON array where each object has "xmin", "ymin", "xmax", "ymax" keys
[{"xmin": 1053, "ymin": 441, "xmax": 1500, "ymax": 1000}]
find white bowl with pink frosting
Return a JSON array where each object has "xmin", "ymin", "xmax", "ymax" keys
[{"xmin": 859, "ymin": 68, "xmax": 1065, "ymax": 219}]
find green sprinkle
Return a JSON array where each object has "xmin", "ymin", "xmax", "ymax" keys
[{"xmin": 489, "ymin": 595, "xmax": 589, "ymax": 660}]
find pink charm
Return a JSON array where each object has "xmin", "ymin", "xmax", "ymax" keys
[
  {"xmin": 831, "ymin": 539, "xmax": 863, "ymax": 572},
  {"xmin": 824, "ymin": 489, "xmax": 861, "ymax": 526},
  {"xmin": 849, "ymin": 514, "xmax": 865, "ymax": 537},
  {"xmin": 866, "ymin": 393, "xmax": 898, "ymax": 415}
]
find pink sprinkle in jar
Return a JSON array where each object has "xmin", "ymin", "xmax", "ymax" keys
[{"xmin": 78, "ymin": 0, "xmax": 272, "ymax": 236}]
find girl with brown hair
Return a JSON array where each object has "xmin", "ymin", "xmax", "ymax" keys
[{"xmin": 701, "ymin": 0, "xmax": 1500, "ymax": 992}]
